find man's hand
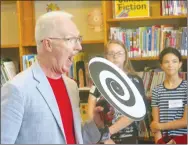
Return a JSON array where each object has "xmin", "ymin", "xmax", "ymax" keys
[
  {"xmin": 93, "ymin": 106, "xmax": 104, "ymax": 128},
  {"xmin": 105, "ymin": 106, "xmax": 115, "ymax": 123},
  {"xmin": 104, "ymin": 139, "xmax": 115, "ymax": 144},
  {"xmin": 93, "ymin": 106, "xmax": 114, "ymax": 128},
  {"xmin": 150, "ymin": 121, "xmax": 161, "ymax": 133}
]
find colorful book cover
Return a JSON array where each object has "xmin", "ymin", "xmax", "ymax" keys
[
  {"xmin": 113, "ymin": 0, "xmax": 150, "ymax": 18},
  {"xmin": 25, "ymin": 54, "xmax": 36, "ymax": 68}
]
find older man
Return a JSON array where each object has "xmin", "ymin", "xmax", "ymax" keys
[{"xmin": 1, "ymin": 11, "xmax": 111, "ymax": 144}]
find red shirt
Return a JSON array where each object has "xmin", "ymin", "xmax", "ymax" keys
[{"xmin": 47, "ymin": 77, "xmax": 76, "ymax": 144}]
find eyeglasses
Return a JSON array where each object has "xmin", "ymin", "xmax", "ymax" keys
[
  {"xmin": 42, "ymin": 36, "xmax": 83, "ymax": 45},
  {"xmin": 106, "ymin": 51, "xmax": 125, "ymax": 58}
]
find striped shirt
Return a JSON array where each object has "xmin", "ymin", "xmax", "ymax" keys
[{"xmin": 151, "ymin": 80, "xmax": 187, "ymax": 136}]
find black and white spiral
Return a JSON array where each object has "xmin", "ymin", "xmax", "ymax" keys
[{"xmin": 89, "ymin": 57, "xmax": 146, "ymax": 121}]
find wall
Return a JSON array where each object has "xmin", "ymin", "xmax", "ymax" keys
[
  {"xmin": 1, "ymin": 1, "xmax": 19, "ymax": 45},
  {"xmin": 34, "ymin": 1, "xmax": 104, "ymax": 41}
]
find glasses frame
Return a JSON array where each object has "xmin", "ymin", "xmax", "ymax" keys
[{"xmin": 41, "ymin": 36, "xmax": 83, "ymax": 45}]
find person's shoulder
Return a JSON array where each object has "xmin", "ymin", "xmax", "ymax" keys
[
  {"xmin": 181, "ymin": 80, "xmax": 187, "ymax": 86},
  {"xmin": 153, "ymin": 83, "xmax": 163, "ymax": 92},
  {"xmin": 179, "ymin": 80, "xmax": 187, "ymax": 91},
  {"xmin": 63, "ymin": 75, "xmax": 77, "ymax": 86},
  {"xmin": 11, "ymin": 67, "xmax": 33, "ymax": 87},
  {"xmin": 1, "ymin": 67, "xmax": 33, "ymax": 93},
  {"xmin": 128, "ymin": 74, "xmax": 143, "ymax": 84}
]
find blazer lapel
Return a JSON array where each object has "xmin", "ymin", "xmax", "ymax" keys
[{"xmin": 31, "ymin": 61, "xmax": 66, "ymax": 140}]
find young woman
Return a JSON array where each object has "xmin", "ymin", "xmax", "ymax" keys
[
  {"xmin": 150, "ymin": 47, "xmax": 187, "ymax": 144},
  {"xmin": 88, "ymin": 39, "xmax": 147, "ymax": 144}
]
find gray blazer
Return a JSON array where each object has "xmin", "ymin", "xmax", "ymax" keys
[{"xmin": 1, "ymin": 61, "xmax": 100, "ymax": 144}]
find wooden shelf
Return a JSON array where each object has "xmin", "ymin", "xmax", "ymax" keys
[
  {"xmin": 129, "ymin": 57, "xmax": 159, "ymax": 61},
  {"xmin": 129, "ymin": 56, "xmax": 187, "ymax": 61},
  {"xmin": 81, "ymin": 40, "xmax": 104, "ymax": 44},
  {"xmin": 1, "ymin": 44, "xmax": 19, "ymax": 49},
  {"xmin": 23, "ymin": 43, "xmax": 36, "ymax": 47},
  {"xmin": 78, "ymin": 87, "xmax": 90, "ymax": 91},
  {"xmin": 107, "ymin": 15, "xmax": 187, "ymax": 23},
  {"xmin": 1, "ymin": 1, "xmax": 16, "ymax": 4}
]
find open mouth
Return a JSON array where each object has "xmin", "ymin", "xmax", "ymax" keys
[{"xmin": 68, "ymin": 52, "xmax": 79, "ymax": 64}]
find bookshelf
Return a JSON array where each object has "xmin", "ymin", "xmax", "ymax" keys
[
  {"xmin": 102, "ymin": 1, "xmax": 187, "ymax": 67},
  {"xmin": 1, "ymin": 1, "xmax": 20, "ymax": 75},
  {"xmin": 1, "ymin": 1, "xmax": 105, "ymax": 72},
  {"xmin": 1, "ymin": 1, "xmax": 19, "ymax": 46},
  {"xmin": 1, "ymin": 1, "xmax": 187, "ymax": 143},
  {"xmin": 102, "ymin": 0, "xmax": 187, "ymax": 141},
  {"xmin": 1, "ymin": 45, "xmax": 19, "ymax": 49},
  {"xmin": 2, "ymin": 1, "xmax": 186, "ymax": 72},
  {"xmin": 129, "ymin": 56, "xmax": 187, "ymax": 61},
  {"xmin": 107, "ymin": 15, "xmax": 187, "ymax": 23},
  {"xmin": 1, "ymin": 0, "xmax": 187, "ymax": 139},
  {"xmin": 81, "ymin": 40, "xmax": 104, "ymax": 44}
]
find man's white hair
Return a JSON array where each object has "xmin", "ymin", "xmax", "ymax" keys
[{"xmin": 35, "ymin": 11, "xmax": 73, "ymax": 47}]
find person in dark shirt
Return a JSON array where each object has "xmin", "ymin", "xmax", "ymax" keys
[{"xmin": 88, "ymin": 39, "xmax": 147, "ymax": 144}]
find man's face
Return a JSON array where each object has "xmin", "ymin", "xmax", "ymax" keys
[{"xmin": 50, "ymin": 19, "xmax": 82, "ymax": 73}]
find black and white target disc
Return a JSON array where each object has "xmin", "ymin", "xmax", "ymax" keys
[{"xmin": 88, "ymin": 57, "xmax": 146, "ymax": 121}]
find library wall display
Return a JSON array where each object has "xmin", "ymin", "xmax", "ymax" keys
[
  {"xmin": 34, "ymin": 1, "xmax": 104, "ymax": 41},
  {"xmin": 87, "ymin": 8, "xmax": 103, "ymax": 32}
]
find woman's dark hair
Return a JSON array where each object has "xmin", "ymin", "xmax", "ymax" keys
[{"xmin": 159, "ymin": 47, "xmax": 182, "ymax": 64}]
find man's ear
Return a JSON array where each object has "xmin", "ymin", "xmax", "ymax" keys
[{"xmin": 42, "ymin": 39, "xmax": 53, "ymax": 52}]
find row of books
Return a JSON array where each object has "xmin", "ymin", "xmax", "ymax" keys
[
  {"xmin": 67, "ymin": 52, "xmax": 93, "ymax": 88},
  {"xmin": 1, "ymin": 59, "xmax": 17, "ymax": 87},
  {"xmin": 110, "ymin": 26, "xmax": 187, "ymax": 58},
  {"xmin": 137, "ymin": 70, "xmax": 187, "ymax": 99},
  {"xmin": 161, "ymin": 0, "xmax": 187, "ymax": 16}
]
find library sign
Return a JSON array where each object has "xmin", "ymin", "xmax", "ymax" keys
[{"xmin": 114, "ymin": 0, "xmax": 150, "ymax": 18}]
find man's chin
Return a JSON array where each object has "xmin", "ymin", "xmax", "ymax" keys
[{"xmin": 62, "ymin": 66, "xmax": 71, "ymax": 74}]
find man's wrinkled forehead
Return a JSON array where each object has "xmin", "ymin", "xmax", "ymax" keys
[{"xmin": 58, "ymin": 17, "xmax": 80, "ymax": 37}]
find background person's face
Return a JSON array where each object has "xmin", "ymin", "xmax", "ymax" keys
[
  {"xmin": 106, "ymin": 43, "xmax": 126, "ymax": 70},
  {"xmin": 161, "ymin": 53, "xmax": 182, "ymax": 77},
  {"xmin": 52, "ymin": 19, "xmax": 82, "ymax": 73}
]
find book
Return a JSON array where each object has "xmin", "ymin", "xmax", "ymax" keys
[
  {"xmin": 22, "ymin": 54, "xmax": 37, "ymax": 70},
  {"xmin": 113, "ymin": 0, "xmax": 150, "ymax": 18},
  {"xmin": 76, "ymin": 61, "xmax": 86, "ymax": 88},
  {"xmin": 3, "ymin": 61, "xmax": 17, "ymax": 80}
]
